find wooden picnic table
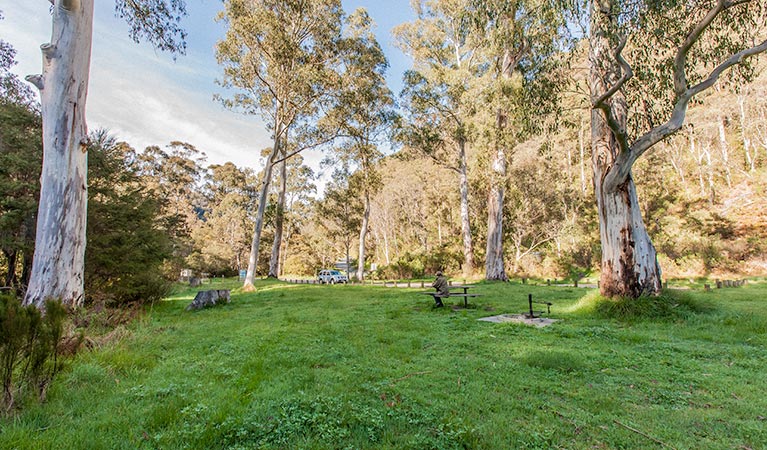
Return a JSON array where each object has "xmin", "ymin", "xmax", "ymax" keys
[{"xmin": 419, "ymin": 284, "xmax": 481, "ymax": 307}]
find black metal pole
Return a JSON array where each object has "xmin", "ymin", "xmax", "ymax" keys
[{"xmin": 528, "ymin": 293, "xmax": 533, "ymax": 317}]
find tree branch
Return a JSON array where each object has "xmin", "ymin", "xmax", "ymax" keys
[
  {"xmin": 605, "ymin": 35, "xmax": 767, "ymax": 191},
  {"xmin": 592, "ymin": 34, "xmax": 631, "ymax": 108}
]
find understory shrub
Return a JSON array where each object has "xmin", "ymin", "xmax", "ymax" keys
[{"xmin": 0, "ymin": 294, "xmax": 65, "ymax": 414}]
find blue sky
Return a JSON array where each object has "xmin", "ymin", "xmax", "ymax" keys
[{"xmin": 1, "ymin": 0, "xmax": 414, "ymax": 177}]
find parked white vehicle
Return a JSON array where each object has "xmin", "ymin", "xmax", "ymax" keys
[{"xmin": 318, "ymin": 270, "xmax": 348, "ymax": 284}]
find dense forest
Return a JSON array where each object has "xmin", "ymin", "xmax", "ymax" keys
[{"xmin": 1, "ymin": 1, "xmax": 766, "ymax": 307}]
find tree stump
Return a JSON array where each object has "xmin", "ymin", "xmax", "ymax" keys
[{"xmin": 186, "ymin": 290, "xmax": 231, "ymax": 311}]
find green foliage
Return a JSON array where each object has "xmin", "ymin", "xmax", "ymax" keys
[
  {"xmin": 0, "ymin": 294, "xmax": 65, "ymax": 414},
  {"xmin": 0, "ymin": 84, "xmax": 42, "ymax": 291},
  {"xmin": 374, "ymin": 249, "xmax": 462, "ymax": 279},
  {"xmin": 114, "ymin": 0, "xmax": 188, "ymax": 55},
  {"xmin": 85, "ymin": 131, "xmax": 172, "ymax": 305}
]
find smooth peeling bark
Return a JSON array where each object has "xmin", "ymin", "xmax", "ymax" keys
[
  {"xmin": 589, "ymin": 0, "xmax": 660, "ymax": 297},
  {"xmin": 593, "ymin": 161, "xmax": 662, "ymax": 297},
  {"xmin": 24, "ymin": 0, "xmax": 94, "ymax": 308},
  {"xmin": 268, "ymin": 155, "xmax": 287, "ymax": 278},
  {"xmin": 485, "ymin": 145, "xmax": 507, "ymax": 281},
  {"xmin": 458, "ymin": 139, "xmax": 474, "ymax": 276},
  {"xmin": 243, "ymin": 137, "xmax": 281, "ymax": 290},
  {"xmin": 591, "ymin": 95, "xmax": 662, "ymax": 297},
  {"xmin": 357, "ymin": 188, "xmax": 370, "ymax": 281}
]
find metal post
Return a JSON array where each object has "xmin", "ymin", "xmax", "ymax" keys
[{"xmin": 528, "ymin": 293, "xmax": 534, "ymax": 318}]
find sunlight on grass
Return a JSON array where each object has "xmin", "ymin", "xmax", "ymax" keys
[{"xmin": 2, "ymin": 279, "xmax": 766, "ymax": 449}]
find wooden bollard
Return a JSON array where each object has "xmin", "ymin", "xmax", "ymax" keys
[
  {"xmin": 663, "ymin": 280, "xmax": 668, "ymax": 289},
  {"xmin": 716, "ymin": 280, "xmax": 722, "ymax": 289},
  {"xmin": 546, "ymin": 279, "xmax": 551, "ymax": 286},
  {"xmin": 704, "ymin": 284, "xmax": 711, "ymax": 291},
  {"xmin": 421, "ymin": 280, "xmax": 425, "ymax": 288},
  {"xmin": 449, "ymin": 280, "xmax": 453, "ymax": 286},
  {"xmin": 574, "ymin": 279, "xmax": 578, "ymax": 288},
  {"xmin": 407, "ymin": 280, "xmax": 411, "ymax": 288},
  {"xmin": 522, "ymin": 278, "xmax": 527, "ymax": 285}
]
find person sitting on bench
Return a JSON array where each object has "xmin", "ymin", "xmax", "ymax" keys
[{"xmin": 431, "ymin": 271, "xmax": 449, "ymax": 307}]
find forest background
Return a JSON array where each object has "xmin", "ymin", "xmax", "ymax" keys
[{"xmin": 1, "ymin": 1, "xmax": 766, "ymax": 307}]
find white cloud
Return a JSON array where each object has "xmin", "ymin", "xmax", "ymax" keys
[{"xmin": 2, "ymin": 3, "xmax": 274, "ymax": 173}]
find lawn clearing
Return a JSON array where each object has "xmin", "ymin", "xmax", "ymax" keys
[{"xmin": 1, "ymin": 279, "xmax": 765, "ymax": 449}]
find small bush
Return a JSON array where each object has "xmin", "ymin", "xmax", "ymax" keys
[{"xmin": 0, "ymin": 295, "xmax": 65, "ymax": 413}]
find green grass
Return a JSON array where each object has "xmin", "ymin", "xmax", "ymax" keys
[{"xmin": 2, "ymin": 279, "xmax": 766, "ymax": 449}]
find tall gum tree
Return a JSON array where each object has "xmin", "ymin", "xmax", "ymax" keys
[
  {"xmin": 471, "ymin": 0, "xmax": 571, "ymax": 281},
  {"xmin": 216, "ymin": 0, "xmax": 342, "ymax": 290},
  {"xmin": 323, "ymin": 8, "xmax": 395, "ymax": 281},
  {"xmin": 588, "ymin": 0, "xmax": 767, "ymax": 298},
  {"xmin": 395, "ymin": 0, "xmax": 482, "ymax": 277},
  {"xmin": 23, "ymin": 0, "xmax": 187, "ymax": 308}
]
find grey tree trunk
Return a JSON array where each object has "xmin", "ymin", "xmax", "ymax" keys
[
  {"xmin": 458, "ymin": 139, "xmax": 474, "ymax": 276},
  {"xmin": 357, "ymin": 189, "xmax": 370, "ymax": 281},
  {"xmin": 24, "ymin": 0, "xmax": 94, "ymax": 308},
  {"xmin": 268, "ymin": 153, "xmax": 287, "ymax": 278},
  {"xmin": 243, "ymin": 135, "xmax": 281, "ymax": 290},
  {"xmin": 590, "ymin": 2, "xmax": 661, "ymax": 297},
  {"xmin": 485, "ymin": 143, "xmax": 507, "ymax": 281}
]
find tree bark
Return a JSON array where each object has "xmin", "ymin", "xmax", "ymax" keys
[
  {"xmin": 24, "ymin": 0, "xmax": 94, "ymax": 308},
  {"xmin": 458, "ymin": 138, "xmax": 474, "ymax": 276},
  {"xmin": 485, "ymin": 145, "xmax": 507, "ymax": 281},
  {"xmin": 268, "ymin": 150, "xmax": 287, "ymax": 278},
  {"xmin": 243, "ymin": 134, "xmax": 281, "ymax": 290},
  {"xmin": 590, "ymin": 0, "xmax": 661, "ymax": 298},
  {"xmin": 357, "ymin": 188, "xmax": 370, "ymax": 281}
]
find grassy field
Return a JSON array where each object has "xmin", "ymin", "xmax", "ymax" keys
[{"xmin": 1, "ymin": 278, "xmax": 765, "ymax": 449}]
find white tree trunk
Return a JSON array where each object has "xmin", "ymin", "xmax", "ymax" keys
[
  {"xmin": 485, "ymin": 144, "xmax": 507, "ymax": 281},
  {"xmin": 357, "ymin": 189, "xmax": 370, "ymax": 281},
  {"xmin": 737, "ymin": 96, "xmax": 755, "ymax": 172},
  {"xmin": 268, "ymin": 154, "xmax": 287, "ymax": 278},
  {"xmin": 590, "ymin": 0, "xmax": 661, "ymax": 297},
  {"xmin": 244, "ymin": 135, "xmax": 281, "ymax": 290},
  {"xmin": 458, "ymin": 139, "xmax": 474, "ymax": 276},
  {"xmin": 718, "ymin": 116, "xmax": 732, "ymax": 187},
  {"xmin": 24, "ymin": 0, "xmax": 94, "ymax": 308}
]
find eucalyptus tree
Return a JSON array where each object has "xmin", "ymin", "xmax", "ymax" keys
[
  {"xmin": 587, "ymin": 0, "xmax": 767, "ymax": 297},
  {"xmin": 190, "ymin": 162, "xmax": 257, "ymax": 274},
  {"xmin": 395, "ymin": 0, "xmax": 484, "ymax": 277},
  {"xmin": 470, "ymin": 0, "xmax": 571, "ymax": 281},
  {"xmin": 322, "ymin": 8, "xmax": 396, "ymax": 281},
  {"xmin": 23, "ymin": 0, "xmax": 187, "ymax": 308},
  {"xmin": 216, "ymin": 0, "xmax": 343, "ymax": 290},
  {"xmin": 269, "ymin": 153, "xmax": 316, "ymax": 277},
  {"xmin": 315, "ymin": 167, "xmax": 364, "ymax": 280}
]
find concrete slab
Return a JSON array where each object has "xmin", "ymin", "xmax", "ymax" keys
[{"xmin": 478, "ymin": 314, "xmax": 559, "ymax": 328}]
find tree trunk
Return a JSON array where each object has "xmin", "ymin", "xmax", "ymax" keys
[
  {"xmin": 24, "ymin": 0, "xmax": 94, "ymax": 308},
  {"xmin": 243, "ymin": 135, "xmax": 281, "ymax": 290},
  {"xmin": 590, "ymin": 0, "xmax": 661, "ymax": 298},
  {"xmin": 485, "ymin": 145, "xmax": 507, "ymax": 281},
  {"xmin": 357, "ymin": 189, "xmax": 370, "ymax": 281},
  {"xmin": 3, "ymin": 249, "xmax": 18, "ymax": 288},
  {"xmin": 268, "ymin": 151, "xmax": 287, "ymax": 278},
  {"xmin": 458, "ymin": 139, "xmax": 474, "ymax": 276}
]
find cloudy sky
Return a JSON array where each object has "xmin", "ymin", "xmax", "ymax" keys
[{"xmin": 1, "ymin": 0, "xmax": 413, "ymax": 180}]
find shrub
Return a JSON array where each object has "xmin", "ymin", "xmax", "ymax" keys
[{"xmin": 0, "ymin": 294, "xmax": 65, "ymax": 414}]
